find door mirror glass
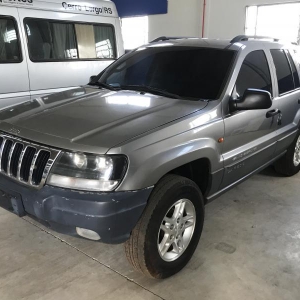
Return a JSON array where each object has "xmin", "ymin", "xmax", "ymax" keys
[
  {"xmin": 230, "ymin": 88, "xmax": 272, "ymax": 112},
  {"xmin": 89, "ymin": 75, "xmax": 98, "ymax": 84}
]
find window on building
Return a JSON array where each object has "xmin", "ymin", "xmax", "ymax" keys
[
  {"xmin": 271, "ymin": 49, "xmax": 295, "ymax": 94},
  {"xmin": 24, "ymin": 18, "xmax": 116, "ymax": 61},
  {"xmin": 235, "ymin": 50, "xmax": 272, "ymax": 98},
  {"xmin": 246, "ymin": 3, "xmax": 300, "ymax": 44},
  {"xmin": 0, "ymin": 17, "xmax": 21, "ymax": 63},
  {"xmin": 121, "ymin": 16, "xmax": 148, "ymax": 50}
]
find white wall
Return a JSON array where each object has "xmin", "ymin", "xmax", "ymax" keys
[
  {"xmin": 205, "ymin": 0, "xmax": 298, "ymax": 39},
  {"xmin": 148, "ymin": 0, "xmax": 204, "ymax": 41},
  {"xmin": 147, "ymin": 0, "xmax": 296, "ymax": 42}
]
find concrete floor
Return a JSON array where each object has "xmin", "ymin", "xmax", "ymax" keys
[{"xmin": 1, "ymin": 166, "xmax": 300, "ymax": 300}]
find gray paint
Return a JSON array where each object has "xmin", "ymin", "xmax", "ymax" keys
[{"xmin": 0, "ymin": 38, "xmax": 299, "ymax": 199}]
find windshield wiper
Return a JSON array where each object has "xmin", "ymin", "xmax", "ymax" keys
[
  {"xmin": 119, "ymin": 85, "xmax": 183, "ymax": 99},
  {"xmin": 91, "ymin": 81, "xmax": 119, "ymax": 91}
]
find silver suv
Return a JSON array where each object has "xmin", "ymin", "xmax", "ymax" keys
[{"xmin": 0, "ymin": 35, "xmax": 300, "ymax": 279}]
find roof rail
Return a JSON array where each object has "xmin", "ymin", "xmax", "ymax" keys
[
  {"xmin": 150, "ymin": 36, "xmax": 196, "ymax": 43},
  {"xmin": 231, "ymin": 35, "xmax": 280, "ymax": 43}
]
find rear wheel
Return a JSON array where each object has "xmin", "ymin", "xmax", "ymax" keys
[
  {"xmin": 124, "ymin": 174, "xmax": 204, "ymax": 279},
  {"xmin": 275, "ymin": 130, "xmax": 300, "ymax": 176}
]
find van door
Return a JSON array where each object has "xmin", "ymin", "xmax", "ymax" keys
[
  {"xmin": 17, "ymin": 8, "xmax": 119, "ymax": 97},
  {"xmin": 221, "ymin": 49, "xmax": 278, "ymax": 189},
  {"xmin": 0, "ymin": 7, "xmax": 30, "ymax": 108}
]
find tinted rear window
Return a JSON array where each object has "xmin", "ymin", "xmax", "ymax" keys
[
  {"xmin": 287, "ymin": 51, "xmax": 300, "ymax": 88},
  {"xmin": 102, "ymin": 47, "xmax": 236, "ymax": 100},
  {"xmin": 271, "ymin": 49, "xmax": 294, "ymax": 94}
]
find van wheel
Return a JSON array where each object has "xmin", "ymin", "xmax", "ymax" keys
[
  {"xmin": 124, "ymin": 174, "xmax": 204, "ymax": 279},
  {"xmin": 275, "ymin": 131, "xmax": 300, "ymax": 176}
]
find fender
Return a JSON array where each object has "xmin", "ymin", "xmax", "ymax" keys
[{"xmin": 110, "ymin": 111, "xmax": 225, "ymax": 191}]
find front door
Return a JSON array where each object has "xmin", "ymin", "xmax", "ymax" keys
[{"xmin": 221, "ymin": 49, "xmax": 278, "ymax": 189}]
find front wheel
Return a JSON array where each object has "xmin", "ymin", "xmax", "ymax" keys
[
  {"xmin": 275, "ymin": 130, "xmax": 300, "ymax": 176},
  {"xmin": 124, "ymin": 174, "xmax": 204, "ymax": 279}
]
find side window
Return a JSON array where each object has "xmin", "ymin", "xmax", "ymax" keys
[
  {"xmin": 25, "ymin": 19, "xmax": 78, "ymax": 61},
  {"xmin": 287, "ymin": 51, "xmax": 300, "ymax": 89},
  {"xmin": 271, "ymin": 49, "xmax": 294, "ymax": 95},
  {"xmin": 0, "ymin": 17, "xmax": 21, "ymax": 63},
  {"xmin": 24, "ymin": 18, "xmax": 117, "ymax": 62},
  {"xmin": 235, "ymin": 50, "xmax": 272, "ymax": 98},
  {"xmin": 94, "ymin": 25, "xmax": 116, "ymax": 59},
  {"xmin": 75, "ymin": 24, "xmax": 116, "ymax": 59}
]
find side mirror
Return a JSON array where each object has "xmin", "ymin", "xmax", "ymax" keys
[
  {"xmin": 230, "ymin": 88, "xmax": 272, "ymax": 112},
  {"xmin": 89, "ymin": 75, "xmax": 98, "ymax": 84}
]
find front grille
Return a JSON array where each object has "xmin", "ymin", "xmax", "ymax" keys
[{"xmin": 0, "ymin": 133, "xmax": 60, "ymax": 188}]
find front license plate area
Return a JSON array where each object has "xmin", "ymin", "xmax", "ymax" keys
[{"xmin": 0, "ymin": 188, "xmax": 25, "ymax": 217}]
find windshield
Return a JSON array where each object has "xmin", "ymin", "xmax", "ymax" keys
[{"xmin": 98, "ymin": 46, "xmax": 236, "ymax": 100}]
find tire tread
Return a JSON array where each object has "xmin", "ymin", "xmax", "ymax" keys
[{"xmin": 124, "ymin": 174, "xmax": 203, "ymax": 278}]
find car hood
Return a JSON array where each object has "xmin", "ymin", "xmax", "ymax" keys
[{"xmin": 0, "ymin": 87, "xmax": 208, "ymax": 154}]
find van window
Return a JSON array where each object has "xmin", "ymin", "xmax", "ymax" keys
[
  {"xmin": 235, "ymin": 50, "xmax": 272, "ymax": 98},
  {"xmin": 271, "ymin": 49, "xmax": 294, "ymax": 95},
  {"xmin": 25, "ymin": 19, "xmax": 78, "ymax": 61},
  {"xmin": 25, "ymin": 18, "xmax": 116, "ymax": 62},
  {"xmin": 0, "ymin": 17, "xmax": 21, "ymax": 63},
  {"xmin": 75, "ymin": 24, "xmax": 116, "ymax": 59}
]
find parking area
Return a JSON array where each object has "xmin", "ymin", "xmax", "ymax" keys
[{"xmin": 1, "ymin": 166, "xmax": 299, "ymax": 300}]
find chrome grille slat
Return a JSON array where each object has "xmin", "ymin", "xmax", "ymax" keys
[
  {"xmin": 17, "ymin": 146, "xmax": 27, "ymax": 181},
  {"xmin": 29, "ymin": 149, "xmax": 40, "ymax": 185},
  {"xmin": 0, "ymin": 139, "xmax": 7, "ymax": 170},
  {"xmin": 20, "ymin": 147, "xmax": 36, "ymax": 182},
  {"xmin": 0, "ymin": 133, "xmax": 61, "ymax": 189},
  {"xmin": 7, "ymin": 142, "xmax": 17, "ymax": 176},
  {"xmin": 1, "ymin": 140, "xmax": 13, "ymax": 173},
  {"xmin": 10, "ymin": 143, "xmax": 23, "ymax": 178}
]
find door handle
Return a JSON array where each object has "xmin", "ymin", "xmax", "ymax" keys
[
  {"xmin": 266, "ymin": 109, "xmax": 281, "ymax": 118},
  {"xmin": 298, "ymin": 99, "xmax": 300, "ymax": 104}
]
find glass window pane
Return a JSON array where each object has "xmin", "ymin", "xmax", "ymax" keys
[
  {"xmin": 271, "ymin": 49, "xmax": 294, "ymax": 94},
  {"xmin": 75, "ymin": 24, "xmax": 96, "ymax": 59},
  {"xmin": 287, "ymin": 51, "xmax": 300, "ymax": 88},
  {"xmin": 245, "ymin": 6, "xmax": 258, "ymax": 35},
  {"xmin": 25, "ymin": 19, "xmax": 77, "ymax": 61},
  {"xmin": 121, "ymin": 17, "xmax": 148, "ymax": 50},
  {"xmin": 94, "ymin": 25, "xmax": 116, "ymax": 59},
  {"xmin": 104, "ymin": 48, "xmax": 235, "ymax": 100},
  {"xmin": 0, "ymin": 18, "xmax": 21, "ymax": 63},
  {"xmin": 236, "ymin": 50, "xmax": 272, "ymax": 98}
]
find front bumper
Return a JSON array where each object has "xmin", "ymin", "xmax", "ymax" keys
[{"xmin": 0, "ymin": 174, "xmax": 153, "ymax": 244}]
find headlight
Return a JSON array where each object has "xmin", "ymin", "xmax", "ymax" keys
[{"xmin": 47, "ymin": 152, "xmax": 128, "ymax": 192}]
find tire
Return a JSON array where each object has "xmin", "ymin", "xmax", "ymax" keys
[
  {"xmin": 275, "ymin": 130, "xmax": 300, "ymax": 176},
  {"xmin": 124, "ymin": 174, "xmax": 205, "ymax": 279}
]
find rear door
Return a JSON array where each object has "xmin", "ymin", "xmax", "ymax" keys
[
  {"xmin": 268, "ymin": 48, "xmax": 300, "ymax": 155},
  {"xmin": 221, "ymin": 49, "xmax": 278, "ymax": 189},
  {"xmin": 0, "ymin": 7, "xmax": 30, "ymax": 108}
]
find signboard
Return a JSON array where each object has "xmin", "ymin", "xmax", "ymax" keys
[
  {"xmin": 112, "ymin": 0, "xmax": 168, "ymax": 18},
  {"xmin": 0, "ymin": 0, "xmax": 118, "ymax": 17}
]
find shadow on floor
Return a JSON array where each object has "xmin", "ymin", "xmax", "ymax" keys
[{"xmin": 259, "ymin": 165, "xmax": 283, "ymax": 177}]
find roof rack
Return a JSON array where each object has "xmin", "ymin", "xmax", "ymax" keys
[
  {"xmin": 150, "ymin": 36, "xmax": 196, "ymax": 43},
  {"xmin": 231, "ymin": 35, "xmax": 280, "ymax": 43}
]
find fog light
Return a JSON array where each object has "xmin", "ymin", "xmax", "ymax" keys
[{"xmin": 76, "ymin": 227, "xmax": 101, "ymax": 241}]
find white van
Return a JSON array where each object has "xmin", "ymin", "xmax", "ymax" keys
[{"xmin": 0, "ymin": 0, "xmax": 124, "ymax": 108}]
